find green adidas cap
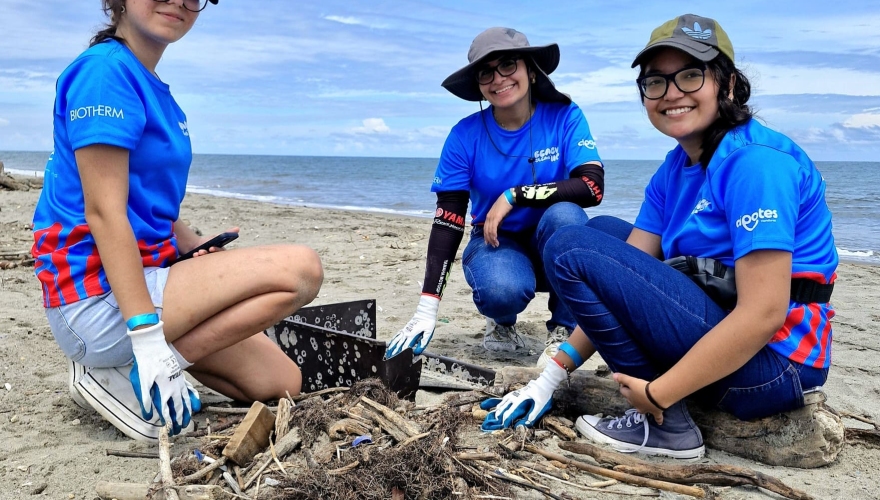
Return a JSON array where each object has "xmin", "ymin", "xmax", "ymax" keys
[{"xmin": 631, "ymin": 14, "xmax": 734, "ymax": 68}]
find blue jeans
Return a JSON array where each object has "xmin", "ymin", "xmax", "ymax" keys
[
  {"xmin": 543, "ymin": 216, "xmax": 829, "ymax": 420},
  {"xmin": 462, "ymin": 202, "xmax": 588, "ymax": 331}
]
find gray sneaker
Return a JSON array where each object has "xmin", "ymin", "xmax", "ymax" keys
[
  {"xmin": 575, "ymin": 401, "xmax": 705, "ymax": 459},
  {"xmin": 536, "ymin": 326, "xmax": 570, "ymax": 368},
  {"xmin": 482, "ymin": 318, "xmax": 525, "ymax": 352}
]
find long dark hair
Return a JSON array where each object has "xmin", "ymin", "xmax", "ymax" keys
[
  {"xmin": 639, "ymin": 53, "xmax": 753, "ymax": 166},
  {"xmin": 90, "ymin": 0, "xmax": 126, "ymax": 47},
  {"xmin": 698, "ymin": 55, "xmax": 753, "ymax": 166}
]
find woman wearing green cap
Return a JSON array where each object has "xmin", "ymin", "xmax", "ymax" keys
[
  {"xmin": 385, "ymin": 27, "xmax": 605, "ymax": 362},
  {"xmin": 480, "ymin": 14, "xmax": 837, "ymax": 460}
]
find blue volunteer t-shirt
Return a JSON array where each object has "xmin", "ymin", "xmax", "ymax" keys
[
  {"xmin": 32, "ymin": 40, "xmax": 191, "ymax": 307},
  {"xmin": 635, "ymin": 118, "xmax": 838, "ymax": 368},
  {"xmin": 432, "ymin": 101, "xmax": 602, "ymax": 232}
]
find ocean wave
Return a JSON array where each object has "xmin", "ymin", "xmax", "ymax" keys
[
  {"xmin": 837, "ymin": 248, "xmax": 878, "ymax": 264},
  {"xmin": 185, "ymin": 186, "xmax": 434, "ymax": 218},
  {"xmin": 6, "ymin": 168, "xmax": 44, "ymax": 177}
]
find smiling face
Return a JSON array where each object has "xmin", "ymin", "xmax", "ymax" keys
[
  {"xmin": 642, "ymin": 48, "xmax": 720, "ymax": 164},
  {"xmin": 117, "ymin": 0, "xmax": 199, "ymax": 50},
  {"xmin": 477, "ymin": 56, "xmax": 534, "ymax": 112}
]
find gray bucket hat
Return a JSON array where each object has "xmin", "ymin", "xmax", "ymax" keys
[{"xmin": 441, "ymin": 27, "xmax": 570, "ymax": 104}]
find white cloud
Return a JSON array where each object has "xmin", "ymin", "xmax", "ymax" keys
[
  {"xmin": 0, "ymin": 118, "xmax": 9, "ymax": 126},
  {"xmin": 842, "ymin": 113, "xmax": 880, "ymax": 129},
  {"xmin": 352, "ymin": 118, "xmax": 390, "ymax": 134},
  {"xmin": 749, "ymin": 63, "xmax": 880, "ymax": 97},
  {"xmin": 325, "ymin": 15, "xmax": 362, "ymax": 25},
  {"xmin": 557, "ymin": 67, "xmax": 640, "ymax": 106}
]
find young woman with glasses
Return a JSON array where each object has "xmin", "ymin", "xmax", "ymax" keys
[
  {"xmin": 481, "ymin": 15, "xmax": 837, "ymax": 460},
  {"xmin": 32, "ymin": 0, "xmax": 323, "ymax": 441},
  {"xmin": 385, "ymin": 27, "xmax": 605, "ymax": 361}
]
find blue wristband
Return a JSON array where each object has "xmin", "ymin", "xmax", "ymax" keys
[
  {"xmin": 126, "ymin": 313, "xmax": 159, "ymax": 331},
  {"xmin": 558, "ymin": 342, "xmax": 584, "ymax": 368},
  {"xmin": 503, "ymin": 188, "xmax": 515, "ymax": 205}
]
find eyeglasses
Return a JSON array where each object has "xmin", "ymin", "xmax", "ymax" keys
[
  {"xmin": 636, "ymin": 65, "xmax": 707, "ymax": 100},
  {"xmin": 153, "ymin": 0, "xmax": 213, "ymax": 13},
  {"xmin": 475, "ymin": 57, "xmax": 521, "ymax": 85}
]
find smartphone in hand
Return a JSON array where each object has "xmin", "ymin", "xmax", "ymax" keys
[{"xmin": 175, "ymin": 232, "xmax": 239, "ymax": 262}]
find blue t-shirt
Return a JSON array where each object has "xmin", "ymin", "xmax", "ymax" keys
[
  {"xmin": 432, "ymin": 101, "xmax": 602, "ymax": 232},
  {"xmin": 32, "ymin": 40, "xmax": 191, "ymax": 307},
  {"xmin": 635, "ymin": 118, "xmax": 838, "ymax": 368}
]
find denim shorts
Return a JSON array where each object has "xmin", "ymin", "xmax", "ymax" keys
[{"xmin": 46, "ymin": 267, "xmax": 170, "ymax": 368}]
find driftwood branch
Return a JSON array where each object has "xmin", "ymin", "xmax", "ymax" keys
[
  {"xmin": 158, "ymin": 425, "xmax": 180, "ymax": 500},
  {"xmin": 523, "ymin": 445, "xmax": 706, "ymax": 498},
  {"xmin": 498, "ymin": 366, "xmax": 844, "ymax": 468},
  {"xmin": 95, "ymin": 481, "xmax": 233, "ymax": 500},
  {"xmin": 560, "ymin": 439, "xmax": 815, "ymax": 500},
  {"xmin": 360, "ymin": 396, "xmax": 422, "ymax": 442}
]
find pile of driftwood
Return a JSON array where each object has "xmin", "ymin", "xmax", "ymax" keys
[
  {"xmin": 0, "ymin": 161, "xmax": 42, "ymax": 191},
  {"xmin": 95, "ymin": 378, "xmax": 822, "ymax": 500}
]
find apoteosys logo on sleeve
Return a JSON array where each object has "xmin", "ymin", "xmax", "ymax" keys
[{"xmin": 735, "ymin": 208, "xmax": 778, "ymax": 232}]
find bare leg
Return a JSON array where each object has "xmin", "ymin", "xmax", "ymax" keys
[{"xmin": 160, "ymin": 244, "xmax": 322, "ymax": 401}]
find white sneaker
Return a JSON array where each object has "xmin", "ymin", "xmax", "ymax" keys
[
  {"xmin": 73, "ymin": 363, "xmax": 192, "ymax": 442},
  {"xmin": 536, "ymin": 326, "xmax": 570, "ymax": 368},
  {"xmin": 68, "ymin": 359, "xmax": 91, "ymax": 411},
  {"xmin": 482, "ymin": 318, "xmax": 525, "ymax": 352}
]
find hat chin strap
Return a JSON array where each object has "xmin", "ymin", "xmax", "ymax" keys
[{"xmin": 478, "ymin": 79, "xmax": 537, "ymax": 183}]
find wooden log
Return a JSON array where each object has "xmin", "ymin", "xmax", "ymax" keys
[
  {"xmin": 845, "ymin": 427, "xmax": 880, "ymax": 448},
  {"xmin": 560, "ymin": 440, "xmax": 814, "ymax": 500},
  {"xmin": 523, "ymin": 445, "xmax": 706, "ymax": 498},
  {"xmin": 221, "ymin": 401, "xmax": 275, "ymax": 465},
  {"xmin": 497, "ymin": 367, "xmax": 844, "ymax": 468},
  {"xmin": 0, "ymin": 174, "xmax": 27, "ymax": 191},
  {"xmin": 95, "ymin": 481, "xmax": 234, "ymax": 500}
]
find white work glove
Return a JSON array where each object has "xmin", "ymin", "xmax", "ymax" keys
[
  {"xmin": 480, "ymin": 360, "xmax": 567, "ymax": 430},
  {"xmin": 127, "ymin": 321, "xmax": 198, "ymax": 435},
  {"xmin": 385, "ymin": 295, "xmax": 440, "ymax": 358}
]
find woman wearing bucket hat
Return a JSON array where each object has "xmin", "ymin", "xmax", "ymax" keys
[
  {"xmin": 32, "ymin": 0, "xmax": 323, "ymax": 442},
  {"xmin": 385, "ymin": 27, "xmax": 605, "ymax": 360},
  {"xmin": 481, "ymin": 14, "xmax": 837, "ymax": 459}
]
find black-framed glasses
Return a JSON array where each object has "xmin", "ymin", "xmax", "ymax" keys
[
  {"xmin": 475, "ymin": 57, "xmax": 521, "ymax": 85},
  {"xmin": 636, "ymin": 65, "xmax": 707, "ymax": 100},
  {"xmin": 153, "ymin": 0, "xmax": 213, "ymax": 13}
]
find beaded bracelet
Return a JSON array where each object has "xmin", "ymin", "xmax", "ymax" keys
[{"xmin": 126, "ymin": 313, "xmax": 159, "ymax": 331}]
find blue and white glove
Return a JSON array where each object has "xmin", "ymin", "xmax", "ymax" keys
[
  {"xmin": 128, "ymin": 321, "xmax": 198, "ymax": 435},
  {"xmin": 480, "ymin": 360, "xmax": 567, "ymax": 431},
  {"xmin": 385, "ymin": 295, "xmax": 440, "ymax": 359}
]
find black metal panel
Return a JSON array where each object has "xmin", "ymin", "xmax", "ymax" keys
[
  {"xmin": 292, "ymin": 299, "xmax": 376, "ymax": 338},
  {"xmin": 422, "ymin": 352, "xmax": 496, "ymax": 387},
  {"xmin": 265, "ymin": 317, "xmax": 421, "ymax": 400}
]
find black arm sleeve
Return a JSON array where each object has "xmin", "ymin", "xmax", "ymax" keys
[
  {"xmin": 512, "ymin": 163, "xmax": 604, "ymax": 208},
  {"xmin": 421, "ymin": 190, "xmax": 469, "ymax": 298}
]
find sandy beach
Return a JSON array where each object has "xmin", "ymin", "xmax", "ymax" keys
[{"xmin": 1, "ymin": 180, "xmax": 879, "ymax": 499}]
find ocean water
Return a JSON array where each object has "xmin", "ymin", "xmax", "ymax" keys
[{"xmin": 3, "ymin": 150, "xmax": 878, "ymax": 265}]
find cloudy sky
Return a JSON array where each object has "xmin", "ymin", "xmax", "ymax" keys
[{"xmin": 1, "ymin": 0, "xmax": 878, "ymax": 161}]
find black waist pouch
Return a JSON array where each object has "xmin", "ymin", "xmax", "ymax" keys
[
  {"xmin": 664, "ymin": 256, "xmax": 737, "ymax": 310},
  {"xmin": 664, "ymin": 256, "xmax": 835, "ymax": 311}
]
